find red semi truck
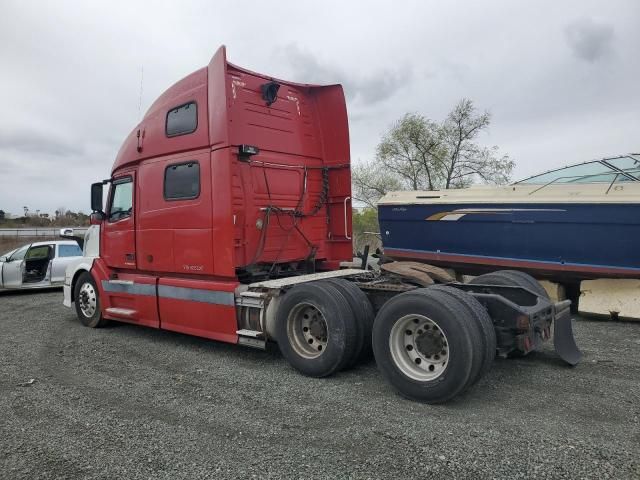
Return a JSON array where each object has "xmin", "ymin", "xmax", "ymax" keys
[{"xmin": 63, "ymin": 46, "xmax": 580, "ymax": 403}]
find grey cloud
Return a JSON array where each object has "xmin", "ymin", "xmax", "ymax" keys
[
  {"xmin": 0, "ymin": 1, "xmax": 638, "ymax": 216},
  {"xmin": 276, "ymin": 44, "xmax": 410, "ymax": 105},
  {"xmin": 0, "ymin": 158, "xmax": 18, "ymax": 174},
  {"xmin": 564, "ymin": 18, "xmax": 614, "ymax": 62},
  {"xmin": 0, "ymin": 129, "xmax": 84, "ymax": 157}
]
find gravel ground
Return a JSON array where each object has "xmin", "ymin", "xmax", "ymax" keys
[{"xmin": 0, "ymin": 290, "xmax": 639, "ymax": 480}]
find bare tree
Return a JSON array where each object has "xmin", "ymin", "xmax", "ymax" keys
[
  {"xmin": 376, "ymin": 113, "xmax": 443, "ymax": 191},
  {"xmin": 351, "ymin": 100, "xmax": 513, "ymax": 207},
  {"xmin": 352, "ymin": 159, "xmax": 402, "ymax": 208},
  {"xmin": 439, "ymin": 99, "xmax": 514, "ymax": 188}
]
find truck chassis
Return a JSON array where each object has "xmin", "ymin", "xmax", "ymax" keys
[
  {"xmin": 67, "ymin": 262, "xmax": 581, "ymax": 404},
  {"xmin": 232, "ymin": 265, "xmax": 581, "ymax": 403}
]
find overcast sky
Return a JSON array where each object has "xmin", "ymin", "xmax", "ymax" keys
[{"xmin": 0, "ymin": 0, "xmax": 638, "ymax": 216}]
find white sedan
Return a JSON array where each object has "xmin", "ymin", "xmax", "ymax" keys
[{"xmin": 0, "ymin": 240, "xmax": 83, "ymax": 291}]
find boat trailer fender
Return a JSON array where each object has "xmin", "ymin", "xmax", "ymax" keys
[
  {"xmin": 380, "ymin": 261, "xmax": 455, "ymax": 286},
  {"xmin": 553, "ymin": 300, "xmax": 582, "ymax": 366}
]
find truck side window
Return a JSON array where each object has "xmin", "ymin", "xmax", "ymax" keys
[
  {"xmin": 164, "ymin": 162, "xmax": 200, "ymax": 200},
  {"xmin": 166, "ymin": 102, "xmax": 197, "ymax": 137},
  {"xmin": 108, "ymin": 177, "xmax": 133, "ymax": 222}
]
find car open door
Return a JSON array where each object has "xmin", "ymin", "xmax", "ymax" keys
[
  {"xmin": 1, "ymin": 244, "xmax": 29, "ymax": 288},
  {"xmin": 22, "ymin": 244, "xmax": 54, "ymax": 285}
]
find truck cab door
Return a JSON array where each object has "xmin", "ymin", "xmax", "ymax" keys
[
  {"xmin": 102, "ymin": 174, "xmax": 136, "ymax": 269},
  {"xmin": 1, "ymin": 244, "xmax": 29, "ymax": 288}
]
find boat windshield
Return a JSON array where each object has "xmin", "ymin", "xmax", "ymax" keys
[{"xmin": 516, "ymin": 155, "xmax": 640, "ymax": 185}]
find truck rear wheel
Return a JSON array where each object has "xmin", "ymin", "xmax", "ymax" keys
[
  {"xmin": 324, "ymin": 278, "xmax": 375, "ymax": 368},
  {"xmin": 372, "ymin": 289, "xmax": 480, "ymax": 403},
  {"xmin": 428, "ymin": 285, "xmax": 496, "ymax": 387},
  {"xmin": 74, "ymin": 272, "xmax": 108, "ymax": 328},
  {"xmin": 469, "ymin": 270, "xmax": 549, "ymax": 299},
  {"xmin": 275, "ymin": 282, "xmax": 358, "ymax": 378}
]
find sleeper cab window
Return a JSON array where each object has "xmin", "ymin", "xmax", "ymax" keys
[
  {"xmin": 166, "ymin": 101, "xmax": 197, "ymax": 137},
  {"xmin": 164, "ymin": 162, "xmax": 200, "ymax": 200},
  {"xmin": 108, "ymin": 177, "xmax": 133, "ymax": 222}
]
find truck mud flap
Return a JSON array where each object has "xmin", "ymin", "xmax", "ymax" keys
[{"xmin": 553, "ymin": 300, "xmax": 582, "ymax": 366}]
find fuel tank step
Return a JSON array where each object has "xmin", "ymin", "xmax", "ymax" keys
[{"xmin": 236, "ymin": 329, "xmax": 266, "ymax": 350}]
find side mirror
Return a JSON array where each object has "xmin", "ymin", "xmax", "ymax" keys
[
  {"xmin": 0, "ymin": 256, "xmax": 6, "ymax": 262},
  {"xmin": 90, "ymin": 211, "xmax": 105, "ymax": 224},
  {"xmin": 91, "ymin": 182, "xmax": 104, "ymax": 213}
]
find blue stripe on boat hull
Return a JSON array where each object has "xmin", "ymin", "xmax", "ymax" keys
[{"xmin": 378, "ymin": 202, "xmax": 640, "ymax": 280}]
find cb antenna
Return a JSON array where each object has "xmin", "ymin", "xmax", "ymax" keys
[{"xmin": 137, "ymin": 64, "xmax": 144, "ymax": 120}]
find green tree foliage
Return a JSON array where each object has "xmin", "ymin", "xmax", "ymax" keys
[
  {"xmin": 352, "ymin": 207, "xmax": 381, "ymax": 253},
  {"xmin": 352, "ymin": 99, "xmax": 514, "ymax": 207}
]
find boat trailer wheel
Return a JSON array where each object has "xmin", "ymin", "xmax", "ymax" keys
[
  {"xmin": 389, "ymin": 314, "xmax": 449, "ymax": 381},
  {"xmin": 287, "ymin": 302, "xmax": 328, "ymax": 359},
  {"xmin": 78, "ymin": 282, "xmax": 97, "ymax": 318}
]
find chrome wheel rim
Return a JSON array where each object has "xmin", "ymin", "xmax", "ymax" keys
[
  {"xmin": 286, "ymin": 302, "xmax": 328, "ymax": 359},
  {"xmin": 78, "ymin": 282, "xmax": 97, "ymax": 318},
  {"xmin": 389, "ymin": 314, "xmax": 449, "ymax": 381}
]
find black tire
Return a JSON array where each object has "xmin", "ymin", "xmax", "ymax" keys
[
  {"xmin": 275, "ymin": 282, "xmax": 358, "ymax": 378},
  {"xmin": 428, "ymin": 285, "xmax": 496, "ymax": 387},
  {"xmin": 469, "ymin": 270, "xmax": 549, "ymax": 299},
  {"xmin": 324, "ymin": 278, "xmax": 375, "ymax": 367},
  {"xmin": 74, "ymin": 271, "xmax": 107, "ymax": 328},
  {"xmin": 372, "ymin": 289, "xmax": 481, "ymax": 403}
]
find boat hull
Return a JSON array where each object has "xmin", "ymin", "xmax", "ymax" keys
[{"xmin": 378, "ymin": 202, "xmax": 640, "ymax": 281}]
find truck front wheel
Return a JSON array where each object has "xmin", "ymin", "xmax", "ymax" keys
[
  {"xmin": 74, "ymin": 272, "xmax": 108, "ymax": 328},
  {"xmin": 372, "ymin": 289, "xmax": 480, "ymax": 403}
]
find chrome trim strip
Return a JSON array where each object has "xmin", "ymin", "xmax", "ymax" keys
[
  {"xmin": 101, "ymin": 280, "xmax": 235, "ymax": 306},
  {"xmin": 101, "ymin": 280, "xmax": 156, "ymax": 296},
  {"xmin": 157, "ymin": 285, "xmax": 235, "ymax": 306}
]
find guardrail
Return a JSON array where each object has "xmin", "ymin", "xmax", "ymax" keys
[{"xmin": 0, "ymin": 228, "xmax": 89, "ymax": 237}]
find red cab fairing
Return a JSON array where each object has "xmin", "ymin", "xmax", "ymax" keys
[{"xmin": 93, "ymin": 46, "xmax": 352, "ymax": 342}]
